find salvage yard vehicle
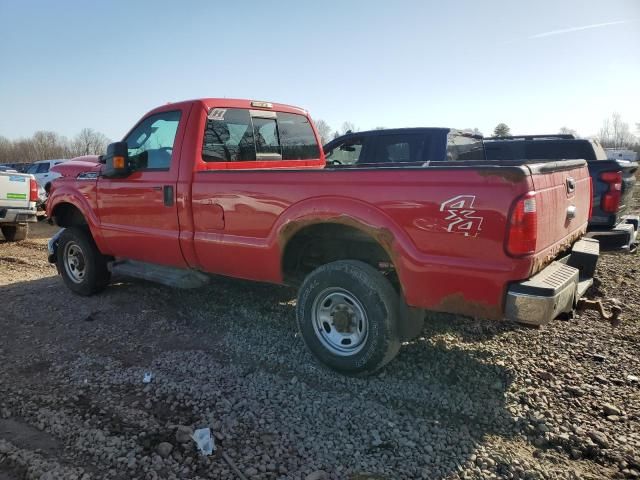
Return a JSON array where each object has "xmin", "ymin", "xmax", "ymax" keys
[
  {"xmin": 484, "ymin": 135, "xmax": 639, "ymax": 250},
  {"xmin": 323, "ymin": 127, "xmax": 486, "ymax": 164},
  {"xmin": 26, "ymin": 159, "xmax": 69, "ymax": 192},
  {"xmin": 47, "ymin": 98, "xmax": 598, "ymax": 374},
  {"xmin": 0, "ymin": 169, "xmax": 39, "ymax": 241}
]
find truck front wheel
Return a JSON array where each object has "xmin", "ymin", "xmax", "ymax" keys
[
  {"xmin": 296, "ymin": 260, "xmax": 401, "ymax": 375},
  {"xmin": 1, "ymin": 225, "xmax": 28, "ymax": 242},
  {"xmin": 57, "ymin": 227, "xmax": 110, "ymax": 295}
]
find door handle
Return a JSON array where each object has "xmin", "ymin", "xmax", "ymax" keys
[{"xmin": 163, "ymin": 185, "xmax": 174, "ymax": 207}]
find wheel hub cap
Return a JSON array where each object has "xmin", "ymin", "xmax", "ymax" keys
[
  {"xmin": 64, "ymin": 242, "xmax": 86, "ymax": 284},
  {"xmin": 312, "ymin": 288, "xmax": 369, "ymax": 356}
]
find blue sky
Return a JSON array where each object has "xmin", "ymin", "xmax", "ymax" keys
[{"xmin": 0, "ymin": 0, "xmax": 638, "ymax": 141}]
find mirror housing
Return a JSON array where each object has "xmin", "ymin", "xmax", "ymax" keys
[{"xmin": 102, "ymin": 142, "xmax": 130, "ymax": 178}]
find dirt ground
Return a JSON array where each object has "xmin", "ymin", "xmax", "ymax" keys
[{"xmin": 0, "ymin": 218, "xmax": 639, "ymax": 480}]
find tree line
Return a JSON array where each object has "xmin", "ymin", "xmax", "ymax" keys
[
  {"xmin": 0, "ymin": 128, "xmax": 111, "ymax": 164},
  {"xmin": 491, "ymin": 113, "xmax": 639, "ymax": 151}
]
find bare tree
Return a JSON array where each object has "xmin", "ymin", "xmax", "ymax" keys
[
  {"xmin": 313, "ymin": 120, "xmax": 333, "ymax": 145},
  {"xmin": 0, "ymin": 128, "xmax": 111, "ymax": 164},
  {"xmin": 71, "ymin": 128, "xmax": 110, "ymax": 156},
  {"xmin": 597, "ymin": 113, "xmax": 637, "ymax": 148},
  {"xmin": 559, "ymin": 127, "xmax": 578, "ymax": 137},
  {"xmin": 340, "ymin": 122, "xmax": 357, "ymax": 135},
  {"xmin": 493, "ymin": 123, "xmax": 511, "ymax": 137},
  {"xmin": 30, "ymin": 131, "xmax": 71, "ymax": 160},
  {"xmin": 0, "ymin": 136, "xmax": 12, "ymax": 163},
  {"xmin": 375, "ymin": 126, "xmax": 386, "ymax": 130}
]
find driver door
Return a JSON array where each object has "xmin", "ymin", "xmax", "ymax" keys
[{"xmin": 97, "ymin": 109, "xmax": 187, "ymax": 267}]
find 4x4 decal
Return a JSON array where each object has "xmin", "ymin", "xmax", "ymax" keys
[{"xmin": 440, "ymin": 195, "xmax": 483, "ymax": 237}]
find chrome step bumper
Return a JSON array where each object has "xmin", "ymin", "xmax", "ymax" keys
[{"xmin": 505, "ymin": 238, "xmax": 599, "ymax": 326}]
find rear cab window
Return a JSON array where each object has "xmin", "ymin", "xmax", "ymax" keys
[
  {"xmin": 446, "ymin": 132, "xmax": 485, "ymax": 161},
  {"xmin": 200, "ymin": 105, "xmax": 323, "ymax": 169}
]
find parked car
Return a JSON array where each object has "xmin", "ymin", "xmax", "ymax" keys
[
  {"xmin": 605, "ymin": 148, "xmax": 638, "ymax": 161},
  {"xmin": 323, "ymin": 127, "xmax": 486, "ymax": 165},
  {"xmin": 26, "ymin": 159, "xmax": 70, "ymax": 191},
  {"xmin": 0, "ymin": 163, "xmax": 25, "ymax": 172},
  {"xmin": 0, "ymin": 169, "xmax": 39, "ymax": 241},
  {"xmin": 484, "ymin": 135, "xmax": 638, "ymax": 250},
  {"xmin": 47, "ymin": 98, "xmax": 597, "ymax": 374}
]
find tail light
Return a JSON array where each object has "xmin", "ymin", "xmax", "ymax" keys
[
  {"xmin": 600, "ymin": 171, "xmax": 622, "ymax": 213},
  {"xmin": 506, "ymin": 192, "xmax": 537, "ymax": 256},
  {"xmin": 29, "ymin": 178, "xmax": 39, "ymax": 202}
]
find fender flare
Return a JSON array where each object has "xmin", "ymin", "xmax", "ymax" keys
[
  {"xmin": 269, "ymin": 196, "xmax": 419, "ymax": 284},
  {"xmin": 47, "ymin": 187, "xmax": 108, "ymax": 253}
]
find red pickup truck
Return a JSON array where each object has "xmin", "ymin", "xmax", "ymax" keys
[{"xmin": 47, "ymin": 98, "xmax": 598, "ymax": 375}]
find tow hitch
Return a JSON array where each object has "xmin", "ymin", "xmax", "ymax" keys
[{"xmin": 576, "ymin": 298, "xmax": 622, "ymax": 327}]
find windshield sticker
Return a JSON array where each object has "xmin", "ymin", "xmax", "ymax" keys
[
  {"xmin": 6, "ymin": 193, "xmax": 27, "ymax": 200},
  {"xmin": 440, "ymin": 195, "xmax": 483, "ymax": 237},
  {"xmin": 9, "ymin": 175, "xmax": 26, "ymax": 182},
  {"xmin": 207, "ymin": 108, "xmax": 227, "ymax": 121}
]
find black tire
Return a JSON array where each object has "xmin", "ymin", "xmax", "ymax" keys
[
  {"xmin": 1, "ymin": 224, "xmax": 28, "ymax": 242},
  {"xmin": 56, "ymin": 227, "xmax": 110, "ymax": 295},
  {"xmin": 296, "ymin": 260, "xmax": 401, "ymax": 375}
]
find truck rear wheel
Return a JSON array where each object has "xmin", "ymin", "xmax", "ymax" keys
[
  {"xmin": 57, "ymin": 227, "xmax": 110, "ymax": 295},
  {"xmin": 1, "ymin": 225, "xmax": 28, "ymax": 242},
  {"xmin": 296, "ymin": 260, "xmax": 401, "ymax": 375}
]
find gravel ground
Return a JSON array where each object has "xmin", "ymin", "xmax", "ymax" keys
[{"xmin": 0, "ymin": 218, "xmax": 639, "ymax": 480}]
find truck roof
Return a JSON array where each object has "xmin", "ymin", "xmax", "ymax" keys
[{"xmin": 146, "ymin": 98, "xmax": 309, "ymax": 118}]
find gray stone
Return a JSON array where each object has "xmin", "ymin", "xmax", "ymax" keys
[
  {"xmin": 305, "ymin": 470, "xmax": 328, "ymax": 480},
  {"xmin": 603, "ymin": 403, "xmax": 622, "ymax": 416},
  {"xmin": 156, "ymin": 442, "xmax": 173, "ymax": 458},
  {"xmin": 175, "ymin": 425, "xmax": 193, "ymax": 444}
]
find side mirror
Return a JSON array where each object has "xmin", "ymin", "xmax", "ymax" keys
[{"xmin": 102, "ymin": 142, "xmax": 130, "ymax": 178}]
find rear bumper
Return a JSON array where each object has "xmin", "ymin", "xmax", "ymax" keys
[
  {"xmin": 586, "ymin": 215, "xmax": 638, "ymax": 251},
  {"xmin": 505, "ymin": 238, "xmax": 599, "ymax": 326},
  {"xmin": 0, "ymin": 207, "xmax": 37, "ymax": 224}
]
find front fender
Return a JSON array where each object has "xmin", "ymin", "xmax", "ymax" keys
[{"xmin": 47, "ymin": 184, "xmax": 108, "ymax": 253}]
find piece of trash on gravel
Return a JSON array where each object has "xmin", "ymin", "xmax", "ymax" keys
[
  {"xmin": 628, "ymin": 374, "xmax": 639, "ymax": 383},
  {"xmin": 192, "ymin": 427, "xmax": 215, "ymax": 455},
  {"xmin": 143, "ymin": 372, "xmax": 154, "ymax": 383}
]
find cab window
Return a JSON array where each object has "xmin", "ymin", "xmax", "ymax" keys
[
  {"xmin": 36, "ymin": 163, "xmax": 50, "ymax": 173},
  {"xmin": 202, "ymin": 108, "xmax": 320, "ymax": 162},
  {"xmin": 446, "ymin": 133, "xmax": 485, "ymax": 161},
  {"xmin": 325, "ymin": 138, "xmax": 363, "ymax": 165},
  {"xmin": 125, "ymin": 111, "xmax": 182, "ymax": 170}
]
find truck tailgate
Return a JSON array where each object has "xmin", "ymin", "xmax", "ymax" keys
[
  {"xmin": 0, "ymin": 173, "xmax": 30, "ymax": 209},
  {"xmin": 527, "ymin": 160, "xmax": 591, "ymax": 272}
]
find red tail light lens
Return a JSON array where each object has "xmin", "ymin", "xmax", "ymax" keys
[
  {"xmin": 506, "ymin": 192, "xmax": 537, "ymax": 256},
  {"xmin": 29, "ymin": 178, "xmax": 39, "ymax": 202},
  {"xmin": 600, "ymin": 171, "xmax": 622, "ymax": 213}
]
